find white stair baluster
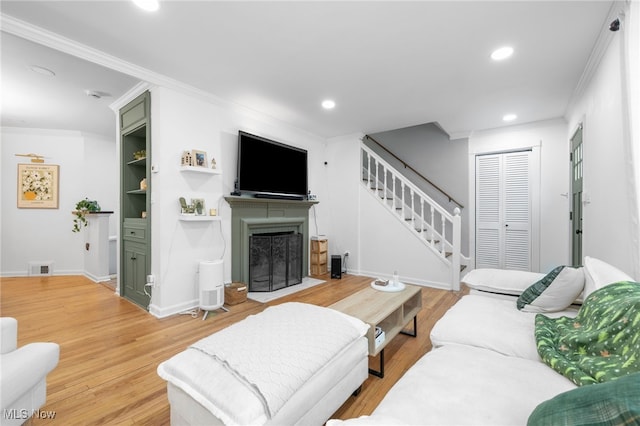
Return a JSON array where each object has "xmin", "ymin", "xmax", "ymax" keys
[
  {"xmin": 410, "ymin": 189, "xmax": 415, "ymax": 228},
  {"xmin": 383, "ymin": 167, "xmax": 388, "ymax": 202},
  {"xmin": 430, "ymin": 205, "xmax": 435, "ymax": 246},
  {"xmin": 401, "ymin": 181, "xmax": 406, "ymax": 219},
  {"xmin": 441, "ymin": 214, "xmax": 446, "ymax": 256},
  {"xmin": 420, "ymin": 199, "xmax": 425, "ymax": 237},
  {"xmin": 368, "ymin": 153, "xmax": 372, "ymax": 188}
]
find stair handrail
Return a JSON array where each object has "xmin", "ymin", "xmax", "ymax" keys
[
  {"xmin": 361, "ymin": 143, "xmax": 463, "ymax": 290},
  {"xmin": 363, "ymin": 134, "xmax": 464, "ymax": 209},
  {"xmin": 362, "ymin": 144, "xmax": 456, "ymax": 221}
]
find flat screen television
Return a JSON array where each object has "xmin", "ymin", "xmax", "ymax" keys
[{"xmin": 235, "ymin": 131, "xmax": 308, "ymax": 200}]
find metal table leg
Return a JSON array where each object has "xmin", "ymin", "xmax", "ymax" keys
[
  {"xmin": 369, "ymin": 316, "xmax": 417, "ymax": 379},
  {"xmin": 400, "ymin": 315, "xmax": 418, "ymax": 337},
  {"xmin": 369, "ymin": 349, "xmax": 385, "ymax": 378}
]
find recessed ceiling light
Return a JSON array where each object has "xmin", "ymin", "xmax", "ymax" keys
[
  {"xmin": 133, "ymin": 0, "xmax": 159, "ymax": 12},
  {"xmin": 503, "ymin": 113, "xmax": 518, "ymax": 122},
  {"xmin": 322, "ymin": 100, "xmax": 336, "ymax": 110},
  {"xmin": 491, "ymin": 46, "xmax": 514, "ymax": 61},
  {"xmin": 29, "ymin": 65, "xmax": 56, "ymax": 77}
]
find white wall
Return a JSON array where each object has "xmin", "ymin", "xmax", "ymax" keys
[
  {"xmin": 358, "ymin": 187, "xmax": 451, "ymax": 287},
  {"xmin": 143, "ymin": 87, "xmax": 327, "ymax": 317},
  {"xmin": 468, "ymin": 119, "xmax": 570, "ymax": 273},
  {"xmin": 325, "ymin": 134, "xmax": 362, "ymax": 269},
  {"xmin": 566, "ymin": 30, "xmax": 636, "ymax": 277},
  {"xmin": 1, "ymin": 127, "xmax": 117, "ymax": 276}
]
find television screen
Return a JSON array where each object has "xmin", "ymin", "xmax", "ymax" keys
[{"xmin": 237, "ymin": 131, "xmax": 308, "ymax": 199}]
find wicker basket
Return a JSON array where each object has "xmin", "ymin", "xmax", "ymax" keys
[{"xmin": 225, "ymin": 282, "xmax": 248, "ymax": 305}]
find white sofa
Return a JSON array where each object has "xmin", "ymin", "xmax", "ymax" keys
[
  {"xmin": 0, "ymin": 318, "xmax": 59, "ymax": 426},
  {"xmin": 329, "ymin": 257, "xmax": 637, "ymax": 425}
]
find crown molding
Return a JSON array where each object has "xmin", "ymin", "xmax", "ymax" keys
[
  {"xmin": 2, "ymin": 14, "xmax": 232, "ymax": 105},
  {"xmin": 0, "ymin": 14, "xmax": 334, "ymax": 142},
  {"xmin": 566, "ymin": 1, "xmax": 626, "ymax": 112}
]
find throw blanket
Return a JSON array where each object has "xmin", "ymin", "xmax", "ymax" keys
[
  {"xmin": 189, "ymin": 302, "xmax": 367, "ymax": 420},
  {"xmin": 535, "ymin": 281, "xmax": 640, "ymax": 386}
]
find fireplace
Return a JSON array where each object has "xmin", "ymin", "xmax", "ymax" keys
[
  {"xmin": 249, "ymin": 232, "xmax": 302, "ymax": 292},
  {"xmin": 225, "ymin": 196, "xmax": 318, "ymax": 288}
]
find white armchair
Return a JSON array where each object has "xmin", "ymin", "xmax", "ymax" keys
[{"xmin": 0, "ymin": 317, "xmax": 59, "ymax": 425}]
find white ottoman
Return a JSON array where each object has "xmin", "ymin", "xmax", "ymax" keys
[{"xmin": 158, "ymin": 302, "xmax": 369, "ymax": 425}]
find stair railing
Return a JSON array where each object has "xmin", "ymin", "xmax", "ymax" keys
[{"xmin": 361, "ymin": 143, "xmax": 463, "ymax": 290}]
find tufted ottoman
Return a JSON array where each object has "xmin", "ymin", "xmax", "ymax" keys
[{"xmin": 157, "ymin": 302, "xmax": 369, "ymax": 425}]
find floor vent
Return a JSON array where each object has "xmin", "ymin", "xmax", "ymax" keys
[{"xmin": 29, "ymin": 261, "xmax": 53, "ymax": 276}]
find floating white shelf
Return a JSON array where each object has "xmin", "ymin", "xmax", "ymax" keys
[
  {"xmin": 179, "ymin": 215, "xmax": 222, "ymax": 222},
  {"xmin": 180, "ymin": 166, "xmax": 222, "ymax": 175}
]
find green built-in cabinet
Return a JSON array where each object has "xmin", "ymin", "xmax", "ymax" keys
[{"xmin": 120, "ymin": 91, "xmax": 151, "ymax": 309}]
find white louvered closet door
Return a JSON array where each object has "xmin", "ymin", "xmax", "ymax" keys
[{"xmin": 476, "ymin": 151, "xmax": 532, "ymax": 271}]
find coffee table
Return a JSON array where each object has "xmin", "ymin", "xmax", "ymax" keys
[{"xmin": 330, "ymin": 283, "xmax": 422, "ymax": 378}]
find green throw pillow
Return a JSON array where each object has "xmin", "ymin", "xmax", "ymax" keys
[
  {"xmin": 528, "ymin": 373, "xmax": 640, "ymax": 425},
  {"xmin": 517, "ymin": 265, "xmax": 584, "ymax": 312}
]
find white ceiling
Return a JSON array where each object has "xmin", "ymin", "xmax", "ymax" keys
[{"xmin": 1, "ymin": 1, "xmax": 616, "ymax": 139}]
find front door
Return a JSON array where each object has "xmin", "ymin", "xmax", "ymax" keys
[{"xmin": 571, "ymin": 125, "xmax": 584, "ymax": 267}]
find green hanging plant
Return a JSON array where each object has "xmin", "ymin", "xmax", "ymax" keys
[{"xmin": 72, "ymin": 198, "xmax": 101, "ymax": 232}]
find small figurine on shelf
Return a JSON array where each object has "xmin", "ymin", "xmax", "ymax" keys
[
  {"xmin": 140, "ymin": 178, "xmax": 147, "ymax": 190},
  {"xmin": 133, "ymin": 150, "xmax": 146, "ymax": 160},
  {"xmin": 179, "ymin": 197, "xmax": 194, "ymax": 215},
  {"xmin": 181, "ymin": 151, "xmax": 193, "ymax": 167},
  {"xmin": 211, "ymin": 157, "xmax": 217, "ymax": 169},
  {"xmin": 192, "ymin": 198, "xmax": 205, "ymax": 215}
]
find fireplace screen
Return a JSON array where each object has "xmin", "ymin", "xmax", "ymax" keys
[{"xmin": 249, "ymin": 232, "xmax": 302, "ymax": 292}]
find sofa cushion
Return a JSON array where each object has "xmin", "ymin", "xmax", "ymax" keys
[
  {"xmin": 430, "ymin": 295, "xmax": 577, "ymax": 361},
  {"xmin": 583, "ymin": 256, "xmax": 634, "ymax": 298},
  {"xmin": 527, "ymin": 372, "xmax": 640, "ymax": 425},
  {"xmin": 370, "ymin": 345, "xmax": 576, "ymax": 425},
  {"xmin": 461, "ymin": 268, "xmax": 545, "ymax": 296},
  {"xmin": 517, "ymin": 266, "xmax": 584, "ymax": 313}
]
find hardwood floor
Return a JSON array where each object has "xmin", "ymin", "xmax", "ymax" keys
[{"xmin": 0, "ymin": 274, "xmax": 463, "ymax": 425}]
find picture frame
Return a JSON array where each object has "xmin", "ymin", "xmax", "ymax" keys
[
  {"xmin": 17, "ymin": 163, "xmax": 60, "ymax": 209},
  {"xmin": 192, "ymin": 150, "xmax": 208, "ymax": 167},
  {"xmin": 191, "ymin": 198, "xmax": 206, "ymax": 216}
]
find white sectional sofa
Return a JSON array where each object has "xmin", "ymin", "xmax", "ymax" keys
[{"xmin": 329, "ymin": 257, "xmax": 639, "ymax": 425}]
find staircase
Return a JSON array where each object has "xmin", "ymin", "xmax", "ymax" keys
[{"xmin": 361, "ymin": 143, "xmax": 467, "ymax": 290}]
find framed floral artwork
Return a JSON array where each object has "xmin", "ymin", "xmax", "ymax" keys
[{"xmin": 17, "ymin": 163, "xmax": 59, "ymax": 209}]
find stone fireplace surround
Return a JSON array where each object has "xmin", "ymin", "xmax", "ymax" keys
[{"xmin": 225, "ymin": 196, "xmax": 318, "ymax": 286}]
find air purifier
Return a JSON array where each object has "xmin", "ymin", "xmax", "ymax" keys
[{"xmin": 199, "ymin": 259, "xmax": 228, "ymax": 320}]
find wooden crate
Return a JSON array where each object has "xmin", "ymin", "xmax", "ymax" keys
[
  {"xmin": 224, "ymin": 282, "xmax": 248, "ymax": 305},
  {"xmin": 310, "ymin": 238, "xmax": 328, "ymax": 275}
]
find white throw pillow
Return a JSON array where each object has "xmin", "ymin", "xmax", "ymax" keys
[
  {"xmin": 516, "ymin": 266, "xmax": 584, "ymax": 313},
  {"xmin": 461, "ymin": 268, "xmax": 545, "ymax": 296},
  {"xmin": 583, "ymin": 256, "xmax": 634, "ymax": 298}
]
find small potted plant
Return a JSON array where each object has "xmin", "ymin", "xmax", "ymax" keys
[{"xmin": 72, "ymin": 198, "xmax": 101, "ymax": 232}]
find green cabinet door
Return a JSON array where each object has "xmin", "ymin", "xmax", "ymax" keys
[{"xmin": 122, "ymin": 241, "xmax": 150, "ymax": 308}]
